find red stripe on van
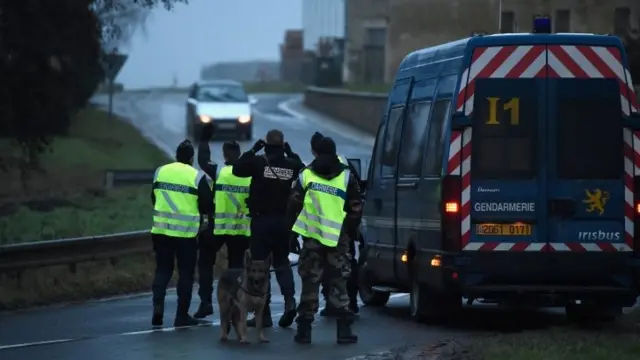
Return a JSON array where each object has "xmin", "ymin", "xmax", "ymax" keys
[{"xmin": 456, "ymin": 45, "xmax": 637, "ymax": 116}]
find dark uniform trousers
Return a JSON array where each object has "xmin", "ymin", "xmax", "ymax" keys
[
  {"xmin": 198, "ymin": 233, "xmax": 251, "ymax": 303},
  {"xmin": 321, "ymin": 238, "xmax": 358, "ymax": 303},
  {"xmin": 152, "ymin": 234, "xmax": 198, "ymax": 315},
  {"xmin": 298, "ymin": 236, "xmax": 351, "ymax": 320},
  {"xmin": 249, "ymin": 214, "xmax": 296, "ymax": 304}
]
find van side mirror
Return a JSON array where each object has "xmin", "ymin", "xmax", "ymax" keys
[
  {"xmin": 451, "ymin": 111, "xmax": 471, "ymax": 129},
  {"xmin": 346, "ymin": 158, "xmax": 367, "ymax": 192},
  {"xmin": 346, "ymin": 158, "xmax": 362, "ymax": 177},
  {"xmin": 623, "ymin": 113, "xmax": 640, "ymax": 130}
]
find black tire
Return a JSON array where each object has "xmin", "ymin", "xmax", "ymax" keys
[
  {"xmin": 357, "ymin": 263, "xmax": 390, "ymax": 307},
  {"xmin": 409, "ymin": 263, "xmax": 460, "ymax": 324}
]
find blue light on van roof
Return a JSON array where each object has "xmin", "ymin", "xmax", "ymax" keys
[{"xmin": 533, "ymin": 16, "xmax": 552, "ymax": 34}]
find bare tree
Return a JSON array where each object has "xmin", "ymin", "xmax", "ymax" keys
[
  {"xmin": 93, "ymin": 0, "xmax": 151, "ymax": 51},
  {"xmin": 0, "ymin": 0, "xmax": 187, "ymax": 175}
]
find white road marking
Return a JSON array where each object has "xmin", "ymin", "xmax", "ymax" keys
[
  {"xmin": 0, "ymin": 339, "xmax": 80, "ymax": 351},
  {"xmin": 277, "ymin": 97, "xmax": 375, "ymax": 147},
  {"xmin": 0, "ymin": 294, "xmax": 409, "ymax": 351},
  {"xmin": 341, "ymin": 351, "xmax": 396, "ymax": 360}
]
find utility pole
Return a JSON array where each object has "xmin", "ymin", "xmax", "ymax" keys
[{"xmin": 497, "ymin": 0, "xmax": 503, "ymax": 32}]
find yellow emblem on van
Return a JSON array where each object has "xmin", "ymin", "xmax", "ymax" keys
[{"xmin": 583, "ymin": 189, "xmax": 610, "ymax": 215}]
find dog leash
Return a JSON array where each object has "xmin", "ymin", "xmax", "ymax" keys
[{"xmin": 269, "ymin": 260, "xmax": 298, "ymax": 273}]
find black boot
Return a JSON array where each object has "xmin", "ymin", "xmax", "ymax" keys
[
  {"xmin": 193, "ymin": 302, "xmax": 213, "ymax": 319},
  {"xmin": 248, "ymin": 303, "xmax": 273, "ymax": 328},
  {"xmin": 174, "ymin": 314, "xmax": 200, "ymax": 327},
  {"xmin": 337, "ymin": 316, "xmax": 358, "ymax": 344},
  {"xmin": 320, "ymin": 301, "xmax": 340, "ymax": 317},
  {"xmin": 174, "ymin": 301, "xmax": 202, "ymax": 327},
  {"xmin": 349, "ymin": 298, "xmax": 360, "ymax": 314},
  {"xmin": 294, "ymin": 317, "xmax": 312, "ymax": 344},
  {"xmin": 279, "ymin": 297, "xmax": 297, "ymax": 328},
  {"xmin": 152, "ymin": 303, "xmax": 164, "ymax": 326}
]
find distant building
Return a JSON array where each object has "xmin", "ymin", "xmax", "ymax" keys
[
  {"xmin": 344, "ymin": 0, "xmax": 390, "ymax": 84},
  {"xmin": 302, "ymin": 0, "xmax": 345, "ymax": 52},
  {"xmin": 386, "ymin": 0, "xmax": 640, "ymax": 82},
  {"xmin": 280, "ymin": 30, "xmax": 304, "ymax": 83},
  {"xmin": 302, "ymin": 0, "xmax": 348, "ymax": 84}
]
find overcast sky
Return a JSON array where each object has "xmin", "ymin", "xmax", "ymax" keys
[{"xmin": 117, "ymin": 0, "xmax": 302, "ymax": 88}]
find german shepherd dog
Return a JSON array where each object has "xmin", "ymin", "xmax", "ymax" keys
[{"xmin": 217, "ymin": 250, "xmax": 271, "ymax": 343}]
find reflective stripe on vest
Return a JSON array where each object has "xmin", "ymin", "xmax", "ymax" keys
[
  {"xmin": 151, "ymin": 162, "xmax": 204, "ymax": 238},
  {"xmin": 292, "ymin": 168, "xmax": 350, "ymax": 247},
  {"xmin": 214, "ymin": 165, "xmax": 252, "ymax": 236},
  {"xmin": 338, "ymin": 155, "xmax": 346, "ymax": 165}
]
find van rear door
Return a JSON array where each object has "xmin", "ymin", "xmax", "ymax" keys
[
  {"xmin": 465, "ymin": 76, "xmax": 546, "ymax": 283},
  {"xmin": 456, "ymin": 44, "xmax": 550, "ymax": 286},
  {"xmin": 459, "ymin": 43, "xmax": 637, "ymax": 289},
  {"xmin": 546, "ymin": 46, "xmax": 635, "ymax": 287}
]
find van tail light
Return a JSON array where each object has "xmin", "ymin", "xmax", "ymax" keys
[
  {"xmin": 634, "ymin": 176, "xmax": 640, "ymax": 255},
  {"xmin": 442, "ymin": 175, "xmax": 462, "ymax": 252}
]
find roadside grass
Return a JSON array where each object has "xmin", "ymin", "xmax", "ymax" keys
[
  {"xmin": 0, "ymin": 107, "xmax": 169, "ymax": 244},
  {"xmin": 467, "ymin": 310, "xmax": 640, "ymax": 360},
  {"xmin": 0, "ymin": 106, "xmax": 233, "ymax": 309}
]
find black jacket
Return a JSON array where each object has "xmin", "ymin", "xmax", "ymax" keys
[
  {"xmin": 197, "ymin": 140, "xmax": 219, "ymax": 185},
  {"xmin": 150, "ymin": 162, "xmax": 213, "ymax": 220},
  {"xmin": 285, "ymin": 154, "xmax": 363, "ymax": 243},
  {"xmin": 232, "ymin": 145, "xmax": 305, "ymax": 216}
]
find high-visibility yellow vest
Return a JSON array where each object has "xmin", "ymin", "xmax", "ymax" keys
[
  {"xmin": 214, "ymin": 165, "xmax": 252, "ymax": 236},
  {"xmin": 292, "ymin": 168, "xmax": 350, "ymax": 247},
  {"xmin": 151, "ymin": 162, "xmax": 205, "ymax": 238}
]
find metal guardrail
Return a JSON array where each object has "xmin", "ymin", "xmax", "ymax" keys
[
  {"xmin": 104, "ymin": 169, "xmax": 155, "ymax": 189},
  {"xmin": 0, "ymin": 230, "xmax": 151, "ymax": 272}
]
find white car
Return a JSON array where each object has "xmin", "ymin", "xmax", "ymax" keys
[{"xmin": 185, "ymin": 80, "xmax": 253, "ymax": 140}]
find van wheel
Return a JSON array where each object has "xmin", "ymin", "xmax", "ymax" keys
[
  {"xmin": 358, "ymin": 268, "xmax": 390, "ymax": 307},
  {"xmin": 410, "ymin": 267, "xmax": 460, "ymax": 323},
  {"xmin": 410, "ymin": 275, "xmax": 431, "ymax": 322}
]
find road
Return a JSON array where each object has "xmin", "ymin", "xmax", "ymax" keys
[
  {"xmin": 0, "ymin": 91, "xmax": 568, "ymax": 360},
  {"xmin": 99, "ymin": 91, "xmax": 374, "ymax": 167}
]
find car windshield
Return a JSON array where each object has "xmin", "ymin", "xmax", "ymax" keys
[{"xmin": 196, "ymin": 85, "xmax": 248, "ymax": 103}]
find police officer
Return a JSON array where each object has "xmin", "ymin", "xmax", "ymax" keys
[
  {"xmin": 288, "ymin": 137, "xmax": 362, "ymax": 344},
  {"xmin": 193, "ymin": 126, "xmax": 251, "ymax": 318},
  {"xmin": 151, "ymin": 140, "xmax": 213, "ymax": 327},
  {"xmin": 233, "ymin": 129, "xmax": 305, "ymax": 328},
  {"xmin": 310, "ymin": 132, "xmax": 361, "ymax": 316}
]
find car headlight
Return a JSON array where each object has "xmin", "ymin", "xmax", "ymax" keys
[
  {"xmin": 238, "ymin": 115, "xmax": 251, "ymax": 124},
  {"xmin": 199, "ymin": 115, "xmax": 212, "ymax": 123}
]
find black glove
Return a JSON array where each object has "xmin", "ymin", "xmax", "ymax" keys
[
  {"xmin": 251, "ymin": 139, "xmax": 265, "ymax": 153},
  {"xmin": 283, "ymin": 142, "xmax": 293, "ymax": 156},
  {"xmin": 289, "ymin": 233, "xmax": 301, "ymax": 255},
  {"xmin": 200, "ymin": 124, "xmax": 213, "ymax": 141}
]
